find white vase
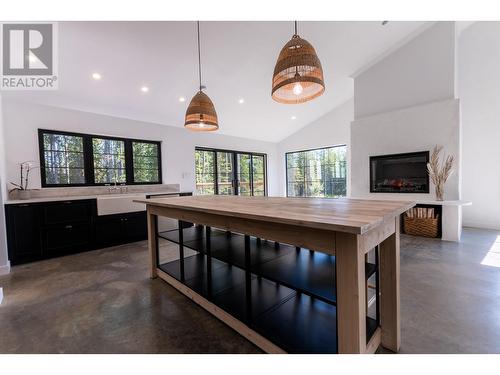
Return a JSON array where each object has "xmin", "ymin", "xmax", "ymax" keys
[{"xmin": 18, "ymin": 190, "xmax": 32, "ymax": 200}]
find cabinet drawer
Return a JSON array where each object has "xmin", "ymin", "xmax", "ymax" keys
[
  {"xmin": 43, "ymin": 200, "xmax": 93, "ymax": 225},
  {"xmin": 43, "ymin": 223, "xmax": 92, "ymax": 256}
]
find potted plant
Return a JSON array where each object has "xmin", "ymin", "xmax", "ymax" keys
[{"xmin": 9, "ymin": 161, "xmax": 39, "ymax": 200}]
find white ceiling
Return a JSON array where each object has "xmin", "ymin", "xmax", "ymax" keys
[{"xmin": 3, "ymin": 21, "xmax": 428, "ymax": 142}]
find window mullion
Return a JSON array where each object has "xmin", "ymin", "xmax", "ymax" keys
[
  {"xmin": 125, "ymin": 140, "xmax": 134, "ymax": 185},
  {"xmin": 84, "ymin": 135, "xmax": 95, "ymax": 185}
]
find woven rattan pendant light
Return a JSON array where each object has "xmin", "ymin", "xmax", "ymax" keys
[
  {"xmin": 271, "ymin": 21, "xmax": 325, "ymax": 104},
  {"xmin": 184, "ymin": 21, "xmax": 219, "ymax": 132}
]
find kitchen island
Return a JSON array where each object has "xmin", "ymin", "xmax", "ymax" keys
[{"xmin": 137, "ymin": 196, "xmax": 414, "ymax": 354}]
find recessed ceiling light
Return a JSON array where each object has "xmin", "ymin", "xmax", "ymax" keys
[
  {"xmin": 179, "ymin": 97, "xmax": 186, "ymax": 102},
  {"xmin": 92, "ymin": 72, "xmax": 102, "ymax": 80},
  {"xmin": 140, "ymin": 86, "xmax": 149, "ymax": 93},
  {"xmin": 238, "ymin": 98, "xmax": 245, "ymax": 104},
  {"xmin": 291, "ymin": 116, "xmax": 297, "ymax": 120}
]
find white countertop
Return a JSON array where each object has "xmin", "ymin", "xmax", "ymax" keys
[
  {"xmin": 352, "ymin": 195, "xmax": 472, "ymax": 207},
  {"xmin": 5, "ymin": 191, "xmax": 191, "ymax": 205},
  {"xmin": 414, "ymin": 200, "xmax": 472, "ymax": 206}
]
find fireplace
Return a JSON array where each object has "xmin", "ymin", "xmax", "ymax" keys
[{"xmin": 370, "ymin": 151, "xmax": 429, "ymax": 193}]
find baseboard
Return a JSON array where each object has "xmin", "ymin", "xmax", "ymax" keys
[
  {"xmin": 463, "ymin": 223, "xmax": 500, "ymax": 231},
  {"xmin": 0, "ymin": 261, "xmax": 11, "ymax": 276}
]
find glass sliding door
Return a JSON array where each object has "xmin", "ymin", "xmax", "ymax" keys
[
  {"xmin": 217, "ymin": 151, "xmax": 235, "ymax": 195},
  {"xmin": 195, "ymin": 148, "xmax": 267, "ymax": 196},
  {"xmin": 195, "ymin": 149, "xmax": 216, "ymax": 195},
  {"xmin": 252, "ymin": 155, "xmax": 265, "ymax": 196},
  {"xmin": 236, "ymin": 153, "xmax": 252, "ymax": 196}
]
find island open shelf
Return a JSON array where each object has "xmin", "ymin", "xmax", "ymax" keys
[
  {"xmin": 137, "ymin": 195, "xmax": 413, "ymax": 353},
  {"xmin": 160, "ymin": 226, "xmax": 378, "ymax": 302},
  {"xmin": 158, "ymin": 225, "xmax": 379, "ymax": 353}
]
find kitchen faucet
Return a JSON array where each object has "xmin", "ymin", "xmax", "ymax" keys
[
  {"xmin": 107, "ymin": 181, "xmax": 128, "ymax": 194},
  {"xmin": 107, "ymin": 180, "xmax": 120, "ymax": 194}
]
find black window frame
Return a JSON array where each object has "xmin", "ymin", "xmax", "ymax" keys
[
  {"xmin": 195, "ymin": 147, "xmax": 268, "ymax": 196},
  {"xmin": 285, "ymin": 144, "xmax": 347, "ymax": 198},
  {"xmin": 38, "ymin": 129, "xmax": 163, "ymax": 187}
]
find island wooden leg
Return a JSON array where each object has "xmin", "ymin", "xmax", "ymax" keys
[
  {"xmin": 336, "ymin": 232, "xmax": 366, "ymax": 353},
  {"xmin": 147, "ymin": 209, "xmax": 159, "ymax": 279},
  {"xmin": 379, "ymin": 217, "xmax": 401, "ymax": 352}
]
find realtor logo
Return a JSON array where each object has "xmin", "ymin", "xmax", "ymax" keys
[{"xmin": 1, "ymin": 23, "xmax": 58, "ymax": 90}]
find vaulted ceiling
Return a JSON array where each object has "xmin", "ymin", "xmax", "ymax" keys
[{"xmin": 3, "ymin": 21, "xmax": 428, "ymax": 142}]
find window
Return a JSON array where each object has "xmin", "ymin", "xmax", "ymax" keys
[
  {"xmin": 41, "ymin": 132, "xmax": 86, "ymax": 185},
  {"xmin": 195, "ymin": 148, "xmax": 267, "ymax": 196},
  {"xmin": 92, "ymin": 137, "xmax": 126, "ymax": 184},
  {"xmin": 286, "ymin": 145, "xmax": 347, "ymax": 198},
  {"xmin": 38, "ymin": 129, "xmax": 162, "ymax": 187},
  {"xmin": 133, "ymin": 142, "xmax": 160, "ymax": 183}
]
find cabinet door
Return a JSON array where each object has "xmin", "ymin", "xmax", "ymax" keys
[
  {"xmin": 43, "ymin": 223, "xmax": 92, "ymax": 257},
  {"xmin": 5, "ymin": 204, "xmax": 43, "ymax": 265},
  {"xmin": 123, "ymin": 212, "xmax": 147, "ymax": 241},
  {"xmin": 95, "ymin": 216, "xmax": 124, "ymax": 247}
]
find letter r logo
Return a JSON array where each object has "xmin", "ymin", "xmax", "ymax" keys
[{"xmin": 2, "ymin": 24, "xmax": 53, "ymax": 75}]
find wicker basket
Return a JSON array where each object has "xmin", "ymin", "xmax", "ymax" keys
[{"xmin": 403, "ymin": 216, "xmax": 439, "ymax": 238}]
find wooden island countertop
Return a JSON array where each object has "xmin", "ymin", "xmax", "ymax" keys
[
  {"xmin": 138, "ymin": 196, "xmax": 415, "ymax": 354},
  {"xmin": 135, "ymin": 195, "xmax": 414, "ymax": 234}
]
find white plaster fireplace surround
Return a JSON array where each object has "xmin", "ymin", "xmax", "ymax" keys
[
  {"xmin": 350, "ymin": 98, "xmax": 461, "ymax": 202},
  {"xmin": 348, "ymin": 22, "xmax": 467, "ymax": 241},
  {"xmin": 349, "ymin": 98, "xmax": 465, "ymax": 242}
]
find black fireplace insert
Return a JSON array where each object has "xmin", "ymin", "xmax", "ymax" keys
[{"xmin": 370, "ymin": 151, "xmax": 429, "ymax": 193}]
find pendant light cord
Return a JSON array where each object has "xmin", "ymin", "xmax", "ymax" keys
[
  {"xmin": 197, "ymin": 21, "xmax": 202, "ymax": 91},
  {"xmin": 294, "ymin": 21, "xmax": 299, "ymax": 76}
]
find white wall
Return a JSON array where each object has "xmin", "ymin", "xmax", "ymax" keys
[
  {"xmin": 354, "ymin": 22, "xmax": 457, "ymax": 119},
  {"xmin": 276, "ymin": 99, "xmax": 353, "ymax": 196},
  {"xmin": 1, "ymin": 99, "xmax": 280, "ymax": 197},
  {"xmin": 0, "ymin": 94, "xmax": 10, "ymax": 275},
  {"xmin": 351, "ymin": 99, "xmax": 461, "ymax": 201},
  {"xmin": 459, "ymin": 22, "xmax": 500, "ymax": 229},
  {"xmin": 351, "ymin": 21, "xmax": 460, "ymax": 202}
]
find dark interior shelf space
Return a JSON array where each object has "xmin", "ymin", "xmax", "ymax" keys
[
  {"xmin": 365, "ymin": 262, "xmax": 377, "ymax": 279},
  {"xmin": 366, "ymin": 316, "xmax": 378, "ymax": 343},
  {"xmin": 159, "ymin": 255, "xmax": 339, "ymax": 354},
  {"xmin": 159, "ymin": 226, "xmax": 380, "ymax": 353},
  {"xmin": 254, "ymin": 293, "xmax": 338, "ymax": 354},
  {"xmin": 159, "ymin": 227, "xmax": 336, "ymax": 303}
]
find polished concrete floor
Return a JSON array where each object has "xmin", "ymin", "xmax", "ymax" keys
[{"xmin": 1, "ymin": 227, "xmax": 500, "ymax": 353}]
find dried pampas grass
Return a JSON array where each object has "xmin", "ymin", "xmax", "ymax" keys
[{"xmin": 427, "ymin": 145, "xmax": 454, "ymax": 201}]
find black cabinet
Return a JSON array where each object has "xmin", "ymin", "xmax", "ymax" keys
[
  {"xmin": 42, "ymin": 199, "xmax": 95, "ymax": 257},
  {"xmin": 5, "ymin": 203, "xmax": 43, "ymax": 264},
  {"xmin": 123, "ymin": 212, "xmax": 148, "ymax": 240},
  {"xmin": 95, "ymin": 212, "xmax": 147, "ymax": 247},
  {"xmin": 43, "ymin": 222, "xmax": 93, "ymax": 256},
  {"xmin": 43, "ymin": 200, "xmax": 92, "ymax": 225},
  {"xmin": 4, "ymin": 195, "xmax": 177, "ymax": 265},
  {"xmin": 6, "ymin": 199, "xmax": 96, "ymax": 265}
]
